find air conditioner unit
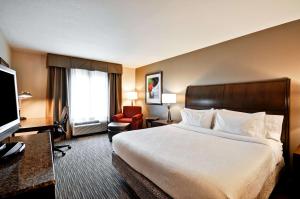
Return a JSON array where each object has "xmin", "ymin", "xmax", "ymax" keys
[{"xmin": 72, "ymin": 120, "xmax": 107, "ymax": 136}]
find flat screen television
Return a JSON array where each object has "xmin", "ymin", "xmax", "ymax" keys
[{"xmin": 0, "ymin": 64, "xmax": 20, "ymax": 142}]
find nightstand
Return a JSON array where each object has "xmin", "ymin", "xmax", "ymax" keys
[
  {"xmin": 151, "ymin": 119, "xmax": 179, "ymax": 127},
  {"xmin": 145, "ymin": 116, "xmax": 160, "ymax": 128},
  {"xmin": 293, "ymin": 145, "xmax": 300, "ymax": 184}
]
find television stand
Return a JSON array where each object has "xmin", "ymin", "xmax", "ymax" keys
[{"xmin": 0, "ymin": 142, "xmax": 25, "ymax": 159}]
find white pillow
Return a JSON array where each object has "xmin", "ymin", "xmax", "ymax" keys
[
  {"xmin": 265, "ymin": 114, "xmax": 284, "ymax": 142},
  {"xmin": 180, "ymin": 108, "xmax": 215, "ymax": 128},
  {"xmin": 213, "ymin": 109, "xmax": 266, "ymax": 138}
]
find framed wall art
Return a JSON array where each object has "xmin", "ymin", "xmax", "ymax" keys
[{"xmin": 145, "ymin": 71, "xmax": 162, "ymax": 105}]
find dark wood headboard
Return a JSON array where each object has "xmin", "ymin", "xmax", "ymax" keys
[{"xmin": 185, "ymin": 78, "xmax": 290, "ymax": 164}]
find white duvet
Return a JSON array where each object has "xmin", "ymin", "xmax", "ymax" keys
[{"xmin": 112, "ymin": 124, "xmax": 283, "ymax": 199}]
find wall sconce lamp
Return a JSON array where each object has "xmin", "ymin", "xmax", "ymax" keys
[{"xmin": 18, "ymin": 91, "xmax": 32, "ymax": 120}]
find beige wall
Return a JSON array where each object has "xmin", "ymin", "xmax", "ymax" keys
[
  {"xmin": 11, "ymin": 49, "xmax": 48, "ymax": 119},
  {"xmin": 122, "ymin": 67, "xmax": 136, "ymax": 106},
  {"xmin": 11, "ymin": 50, "xmax": 136, "ymax": 118},
  {"xmin": 136, "ymin": 20, "xmax": 300, "ymax": 154},
  {"xmin": 0, "ymin": 31, "xmax": 10, "ymax": 65}
]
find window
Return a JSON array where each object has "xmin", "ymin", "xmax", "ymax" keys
[{"xmin": 69, "ymin": 68, "xmax": 108, "ymax": 123}]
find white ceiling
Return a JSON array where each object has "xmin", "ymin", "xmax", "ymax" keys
[{"xmin": 0, "ymin": 0, "xmax": 299, "ymax": 68}]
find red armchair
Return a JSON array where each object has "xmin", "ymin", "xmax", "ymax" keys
[{"xmin": 112, "ymin": 106, "xmax": 143, "ymax": 130}]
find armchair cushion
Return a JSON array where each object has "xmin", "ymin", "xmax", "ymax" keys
[
  {"xmin": 123, "ymin": 106, "xmax": 142, "ymax": 118},
  {"xmin": 112, "ymin": 106, "xmax": 143, "ymax": 130},
  {"xmin": 112, "ymin": 113, "xmax": 124, "ymax": 122},
  {"xmin": 118, "ymin": 118, "xmax": 132, "ymax": 123},
  {"xmin": 132, "ymin": 113, "xmax": 143, "ymax": 122}
]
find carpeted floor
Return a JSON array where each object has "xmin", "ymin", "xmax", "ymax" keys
[{"xmin": 53, "ymin": 133, "xmax": 138, "ymax": 199}]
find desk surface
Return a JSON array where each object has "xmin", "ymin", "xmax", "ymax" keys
[
  {"xmin": 17, "ymin": 118, "xmax": 54, "ymax": 133},
  {"xmin": 0, "ymin": 133, "xmax": 55, "ymax": 198}
]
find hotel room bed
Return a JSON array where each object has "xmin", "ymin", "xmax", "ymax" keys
[
  {"xmin": 112, "ymin": 78, "xmax": 290, "ymax": 199},
  {"xmin": 113, "ymin": 124, "xmax": 284, "ymax": 199}
]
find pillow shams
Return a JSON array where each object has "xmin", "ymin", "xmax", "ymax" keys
[
  {"xmin": 213, "ymin": 109, "xmax": 266, "ymax": 138},
  {"xmin": 181, "ymin": 108, "xmax": 284, "ymax": 141},
  {"xmin": 180, "ymin": 108, "xmax": 214, "ymax": 129},
  {"xmin": 265, "ymin": 114, "xmax": 284, "ymax": 142}
]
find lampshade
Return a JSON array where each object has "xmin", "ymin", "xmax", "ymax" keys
[
  {"xmin": 127, "ymin": 91, "xmax": 138, "ymax": 100},
  {"xmin": 18, "ymin": 91, "xmax": 32, "ymax": 99},
  {"xmin": 162, "ymin": 93, "xmax": 176, "ymax": 104}
]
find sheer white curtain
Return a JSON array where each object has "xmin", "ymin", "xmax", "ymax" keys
[{"xmin": 69, "ymin": 68, "xmax": 108, "ymax": 123}]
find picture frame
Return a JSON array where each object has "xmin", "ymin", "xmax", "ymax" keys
[{"xmin": 145, "ymin": 71, "xmax": 163, "ymax": 105}]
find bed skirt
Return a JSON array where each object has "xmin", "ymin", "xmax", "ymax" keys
[{"xmin": 112, "ymin": 152, "xmax": 284, "ymax": 199}]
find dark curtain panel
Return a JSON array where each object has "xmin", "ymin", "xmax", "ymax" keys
[
  {"xmin": 108, "ymin": 73, "xmax": 122, "ymax": 121},
  {"xmin": 46, "ymin": 67, "xmax": 68, "ymax": 121}
]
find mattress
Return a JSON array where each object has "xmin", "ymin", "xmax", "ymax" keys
[{"xmin": 112, "ymin": 124, "xmax": 283, "ymax": 199}]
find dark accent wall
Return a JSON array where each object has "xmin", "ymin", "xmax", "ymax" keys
[{"xmin": 136, "ymin": 20, "xmax": 300, "ymax": 154}]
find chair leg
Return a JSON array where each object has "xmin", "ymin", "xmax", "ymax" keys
[
  {"xmin": 55, "ymin": 144, "xmax": 71, "ymax": 149},
  {"xmin": 54, "ymin": 147, "xmax": 66, "ymax": 156}
]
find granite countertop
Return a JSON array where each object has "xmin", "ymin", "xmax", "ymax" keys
[{"xmin": 0, "ymin": 133, "xmax": 55, "ymax": 198}]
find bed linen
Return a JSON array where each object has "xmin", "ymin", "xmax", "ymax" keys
[{"xmin": 112, "ymin": 124, "xmax": 283, "ymax": 199}]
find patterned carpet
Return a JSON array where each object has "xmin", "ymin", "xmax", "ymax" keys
[{"xmin": 53, "ymin": 133, "xmax": 138, "ymax": 199}]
